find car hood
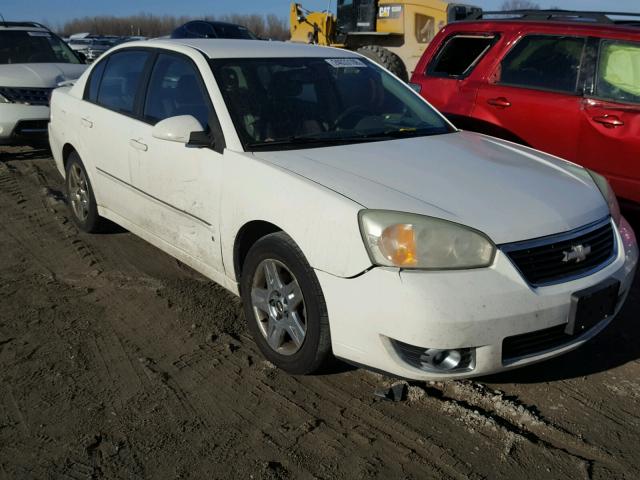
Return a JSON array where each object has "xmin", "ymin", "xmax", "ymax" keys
[
  {"xmin": 252, "ymin": 131, "xmax": 609, "ymax": 244},
  {"xmin": 0, "ymin": 63, "xmax": 87, "ymax": 88}
]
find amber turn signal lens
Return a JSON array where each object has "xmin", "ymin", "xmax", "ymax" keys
[{"xmin": 379, "ymin": 224, "xmax": 418, "ymax": 267}]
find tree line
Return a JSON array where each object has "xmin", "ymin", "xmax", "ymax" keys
[
  {"xmin": 54, "ymin": 2, "xmax": 549, "ymax": 40},
  {"xmin": 56, "ymin": 13, "xmax": 289, "ymax": 40}
]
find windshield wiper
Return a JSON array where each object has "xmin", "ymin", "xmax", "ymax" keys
[
  {"xmin": 352, "ymin": 127, "xmax": 446, "ymax": 140},
  {"xmin": 246, "ymin": 127, "xmax": 448, "ymax": 150},
  {"xmin": 246, "ymin": 134, "xmax": 366, "ymax": 150}
]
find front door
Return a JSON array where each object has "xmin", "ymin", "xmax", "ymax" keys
[
  {"xmin": 578, "ymin": 39, "xmax": 640, "ymax": 204},
  {"xmin": 127, "ymin": 52, "xmax": 225, "ymax": 274},
  {"xmin": 473, "ymin": 34, "xmax": 587, "ymax": 161}
]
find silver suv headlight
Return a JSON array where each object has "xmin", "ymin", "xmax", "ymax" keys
[
  {"xmin": 358, "ymin": 210, "xmax": 496, "ymax": 270},
  {"xmin": 587, "ymin": 170, "xmax": 621, "ymax": 227}
]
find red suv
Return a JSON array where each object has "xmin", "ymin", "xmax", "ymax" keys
[{"xmin": 411, "ymin": 10, "xmax": 640, "ymax": 206}]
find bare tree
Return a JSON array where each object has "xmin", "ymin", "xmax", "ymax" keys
[{"xmin": 500, "ymin": 0, "xmax": 540, "ymax": 10}]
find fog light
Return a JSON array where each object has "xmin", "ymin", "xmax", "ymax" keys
[
  {"xmin": 391, "ymin": 339, "xmax": 475, "ymax": 373},
  {"xmin": 420, "ymin": 349, "xmax": 463, "ymax": 371}
]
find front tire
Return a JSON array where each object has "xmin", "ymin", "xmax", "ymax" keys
[
  {"xmin": 240, "ymin": 232, "xmax": 332, "ymax": 375},
  {"xmin": 65, "ymin": 151, "xmax": 106, "ymax": 233}
]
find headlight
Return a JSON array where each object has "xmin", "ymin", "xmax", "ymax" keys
[
  {"xmin": 587, "ymin": 169, "xmax": 621, "ymax": 226},
  {"xmin": 0, "ymin": 93, "xmax": 12, "ymax": 104},
  {"xmin": 358, "ymin": 210, "xmax": 496, "ymax": 270}
]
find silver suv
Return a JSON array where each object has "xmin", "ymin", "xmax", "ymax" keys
[{"xmin": 0, "ymin": 22, "xmax": 86, "ymax": 145}]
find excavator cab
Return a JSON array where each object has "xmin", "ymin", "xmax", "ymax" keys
[{"xmin": 337, "ymin": 0, "xmax": 378, "ymax": 33}]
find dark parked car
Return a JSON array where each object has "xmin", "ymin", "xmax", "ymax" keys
[
  {"xmin": 410, "ymin": 10, "xmax": 640, "ymax": 206},
  {"xmin": 171, "ymin": 20, "xmax": 258, "ymax": 40}
]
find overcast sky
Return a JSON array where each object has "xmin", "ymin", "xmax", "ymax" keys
[{"xmin": 1, "ymin": 0, "xmax": 638, "ymax": 26}]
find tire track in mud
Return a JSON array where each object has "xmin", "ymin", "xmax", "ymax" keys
[{"xmin": 2, "ymin": 149, "xmax": 640, "ymax": 479}]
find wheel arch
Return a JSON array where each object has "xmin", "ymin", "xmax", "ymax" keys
[
  {"xmin": 233, "ymin": 220, "xmax": 284, "ymax": 285},
  {"xmin": 62, "ymin": 143, "xmax": 77, "ymax": 172}
]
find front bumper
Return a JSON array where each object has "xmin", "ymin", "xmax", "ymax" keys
[
  {"xmin": 318, "ymin": 217, "xmax": 638, "ymax": 380},
  {"xmin": 0, "ymin": 104, "xmax": 50, "ymax": 145}
]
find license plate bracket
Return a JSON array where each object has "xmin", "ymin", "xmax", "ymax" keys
[{"xmin": 566, "ymin": 278, "xmax": 620, "ymax": 336}]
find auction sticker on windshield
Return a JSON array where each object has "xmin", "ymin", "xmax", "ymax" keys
[{"xmin": 325, "ymin": 58, "xmax": 367, "ymax": 68}]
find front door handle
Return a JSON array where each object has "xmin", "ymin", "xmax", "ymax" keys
[
  {"xmin": 81, "ymin": 117, "xmax": 93, "ymax": 128},
  {"xmin": 487, "ymin": 97, "xmax": 512, "ymax": 109},
  {"xmin": 129, "ymin": 139, "xmax": 148, "ymax": 152},
  {"xmin": 592, "ymin": 115, "xmax": 624, "ymax": 128}
]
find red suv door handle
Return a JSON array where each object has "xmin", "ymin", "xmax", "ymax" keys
[
  {"xmin": 487, "ymin": 97, "xmax": 512, "ymax": 108},
  {"xmin": 592, "ymin": 115, "xmax": 624, "ymax": 128}
]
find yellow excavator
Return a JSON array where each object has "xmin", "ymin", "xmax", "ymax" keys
[{"xmin": 290, "ymin": 0, "xmax": 482, "ymax": 81}]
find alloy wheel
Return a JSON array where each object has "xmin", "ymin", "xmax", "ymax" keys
[
  {"xmin": 68, "ymin": 164, "xmax": 90, "ymax": 222},
  {"xmin": 251, "ymin": 259, "xmax": 307, "ymax": 356}
]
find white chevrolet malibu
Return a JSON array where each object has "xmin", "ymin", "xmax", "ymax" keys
[{"xmin": 49, "ymin": 39, "xmax": 638, "ymax": 380}]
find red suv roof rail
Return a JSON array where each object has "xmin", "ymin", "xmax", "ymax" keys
[{"xmin": 481, "ymin": 10, "xmax": 640, "ymax": 27}]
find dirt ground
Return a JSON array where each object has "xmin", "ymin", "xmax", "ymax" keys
[{"xmin": 0, "ymin": 145, "xmax": 639, "ymax": 480}]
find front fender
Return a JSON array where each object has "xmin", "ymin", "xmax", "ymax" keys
[{"xmin": 220, "ymin": 150, "xmax": 372, "ymax": 281}]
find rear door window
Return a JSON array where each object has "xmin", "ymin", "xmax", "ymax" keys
[
  {"xmin": 428, "ymin": 35, "xmax": 497, "ymax": 78},
  {"xmin": 596, "ymin": 39, "xmax": 640, "ymax": 104},
  {"xmin": 96, "ymin": 50, "xmax": 150, "ymax": 114},
  {"xmin": 498, "ymin": 35, "xmax": 586, "ymax": 94}
]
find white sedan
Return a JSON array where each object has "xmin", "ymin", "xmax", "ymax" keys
[{"xmin": 48, "ymin": 38, "xmax": 638, "ymax": 380}]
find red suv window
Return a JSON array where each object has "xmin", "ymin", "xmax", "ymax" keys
[
  {"xmin": 595, "ymin": 39, "xmax": 640, "ymax": 104},
  {"xmin": 428, "ymin": 34, "xmax": 497, "ymax": 78},
  {"xmin": 497, "ymin": 35, "xmax": 587, "ymax": 94}
]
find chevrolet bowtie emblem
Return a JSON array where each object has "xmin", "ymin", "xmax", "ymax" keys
[{"xmin": 562, "ymin": 244, "xmax": 592, "ymax": 263}]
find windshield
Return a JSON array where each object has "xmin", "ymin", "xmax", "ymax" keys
[
  {"xmin": 0, "ymin": 30, "xmax": 81, "ymax": 64},
  {"xmin": 210, "ymin": 57, "xmax": 454, "ymax": 150}
]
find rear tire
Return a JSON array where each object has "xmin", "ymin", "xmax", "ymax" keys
[
  {"xmin": 65, "ymin": 151, "xmax": 106, "ymax": 233},
  {"xmin": 240, "ymin": 232, "xmax": 332, "ymax": 375},
  {"xmin": 357, "ymin": 45, "xmax": 408, "ymax": 82}
]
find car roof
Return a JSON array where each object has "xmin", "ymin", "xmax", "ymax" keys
[
  {"xmin": 0, "ymin": 21, "xmax": 50, "ymax": 31},
  {"xmin": 449, "ymin": 19, "xmax": 640, "ymax": 37},
  {"xmin": 122, "ymin": 38, "xmax": 360, "ymax": 59}
]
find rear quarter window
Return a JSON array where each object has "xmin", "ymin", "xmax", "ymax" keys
[
  {"xmin": 428, "ymin": 34, "xmax": 497, "ymax": 78},
  {"xmin": 85, "ymin": 59, "xmax": 107, "ymax": 103}
]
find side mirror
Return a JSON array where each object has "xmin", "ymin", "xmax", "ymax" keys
[{"xmin": 152, "ymin": 115, "xmax": 204, "ymax": 144}]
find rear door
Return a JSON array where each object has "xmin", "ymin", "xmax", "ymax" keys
[
  {"xmin": 473, "ymin": 34, "xmax": 587, "ymax": 161},
  {"xmin": 80, "ymin": 49, "xmax": 153, "ymax": 218},
  {"xmin": 578, "ymin": 38, "xmax": 640, "ymax": 204},
  {"xmin": 414, "ymin": 33, "xmax": 498, "ymax": 118}
]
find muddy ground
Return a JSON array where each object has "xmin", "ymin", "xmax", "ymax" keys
[{"xmin": 0, "ymin": 146, "xmax": 639, "ymax": 480}]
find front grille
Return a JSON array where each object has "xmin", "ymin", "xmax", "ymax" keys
[
  {"xmin": 391, "ymin": 339, "xmax": 474, "ymax": 372},
  {"xmin": 0, "ymin": 87, "xmax": 52, "ymax": 106},
  {"xmin": 502, "ymin": 218, "xmax": 615, "ymax": 286},
  {"xmin": 502, "ymin": 324, "xmax": 570, "ymax": 362},
  {"xmin": 14, "ymin": 120, "xmax": 48, "ymax": 136}
]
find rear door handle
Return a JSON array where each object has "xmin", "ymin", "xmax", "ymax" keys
[
  {"xmin": 487, "ymin": 97, "xmax": 512, "ymax": 108},
  {"xmin": 129, "ymin": 139, "xmax": 148, "ymax": 151},
  {"xmin": 592, "ymin": 115, "xmax": 624, "ymax": 128},
  {"xmin": 81, "ymin": 117, "xmax": 93, "ymax": 128}
]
